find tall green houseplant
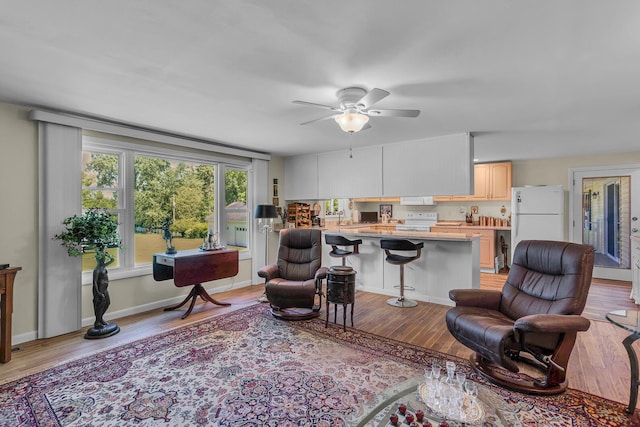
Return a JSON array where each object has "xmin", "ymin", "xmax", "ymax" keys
[{"xmin": 54, "ymin": 208, "xmax": 123, "ymax": 339}]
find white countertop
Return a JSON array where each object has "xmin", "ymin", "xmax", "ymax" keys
[
  {"xmin": 323, "ymin": 227, "xmax": 480, "ymax": 241},
  {"xmin": 432, "ymin": 222, "xmax": 511, "ymax": 231}
]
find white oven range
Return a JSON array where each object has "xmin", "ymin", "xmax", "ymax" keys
[{"xmin": 395, "ymin": 212, "xmax": 438, "ymax": 232}]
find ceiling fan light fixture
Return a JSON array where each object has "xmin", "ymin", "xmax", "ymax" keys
[{"xmin": 334, "ymin": 112, "xmax": 369, "ymax": 133}]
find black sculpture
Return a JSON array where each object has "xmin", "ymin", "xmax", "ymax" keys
[
  {"xmin": 163, "ymin": 217, "xmax": 177, "ymax": 254},
  {"xmin": 85, "ymin": 246, "xmax": 120, "ymax": 339},
  {"xmin": 53, "ymin": 209, "xmax": 122, "ymax": 340}
]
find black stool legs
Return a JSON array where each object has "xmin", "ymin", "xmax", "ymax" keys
[
  {"xmin": 380, "ymin": 239, "xmax": 424, "ymax": 308},
  {"xmin": 386, "ymin": 264, "xmax": 418, "ymax": 307}
]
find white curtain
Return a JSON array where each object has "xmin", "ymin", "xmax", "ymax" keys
[
  {"xmin": 38, "ymin": 122, "xmax": 82, "ymax": 338},
  {"xmin": 252, "ymin": 158, "xmax": 269, "ymax": 282}
]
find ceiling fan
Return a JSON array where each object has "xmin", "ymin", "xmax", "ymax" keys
[{"xmin": 293, "ymin": 87, "xmax": 420, "ymax": 134}]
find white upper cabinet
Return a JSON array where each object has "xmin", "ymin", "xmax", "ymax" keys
[
  {"xmin": 382, "ymin": 133, "xmax": 474, "ymax": 197},
  {"xmin": 317, "ymin": 146, "xmax": 383, "ymax": 199},
  {"xmin": 284, "ymin": 154, "xmax": 318, "ymax": 200},
  {"xmin": 283, "ymin": 133, "xmax": 473, "ymax": 201}
]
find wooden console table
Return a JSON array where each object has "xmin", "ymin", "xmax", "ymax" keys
[
  {"xmin": 153, "ymin": 249, "xmax": 238, "ymax": 319},
  {"xmin": 1, "ymin": 266, "xmax": 21, "ymax": 363}
]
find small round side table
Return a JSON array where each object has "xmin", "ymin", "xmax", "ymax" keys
[{"xmin": 326, "ymin": 265, "xmax": 356, "ymax": 331}]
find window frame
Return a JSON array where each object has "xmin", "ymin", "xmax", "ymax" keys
[
  {"xmin": 82, "ymin": 135, "xmax": 253, "ymax": 284},
  {"xmin": 222, "ymin": 165, "xmax": 250, "ymax": 251}
]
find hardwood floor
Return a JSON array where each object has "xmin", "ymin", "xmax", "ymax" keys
[{"xmin": 0, "ymin": 273, "xmax": 635, "ymax": 408}]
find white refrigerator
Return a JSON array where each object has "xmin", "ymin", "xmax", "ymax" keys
[{"xmin": 511, "ymin": 185, "xmax": 565, "ymax": 259}]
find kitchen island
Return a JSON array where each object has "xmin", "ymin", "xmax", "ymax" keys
[{"xmin": 322, "ymin": 227, "xmax": 480, "ymax": 306}]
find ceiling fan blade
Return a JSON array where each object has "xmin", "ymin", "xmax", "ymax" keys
[
  {"xmin": 355, "ymin": 88, "xmax": 390, "ymax": 109},
  {"xmin": 367, "ymin": 109, "xmax": 420, "ymax": 118},
  {"xmin": 299, "ymin": 114, "xmax": 338, "ymax": 126},
  {"xmin": 292, "ymin": 100, "xmax": 340, "ymax": 111}
]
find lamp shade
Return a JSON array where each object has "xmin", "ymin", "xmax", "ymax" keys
[
  {"xmin": 254, "ymin": 204, "xmax": 278, "ymax": 219},
  {"xmin": 334, "ymin": 112, "xmax": 369, "ymax": 133}
]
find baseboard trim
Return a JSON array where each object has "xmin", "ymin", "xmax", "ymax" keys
[
  {"xmin": 83, "ymin": 280, "xmax": 253, "ymax": 327},
  {"xmin": 13, "ymin": 280, "xmax": 252, "ymax": 345}
]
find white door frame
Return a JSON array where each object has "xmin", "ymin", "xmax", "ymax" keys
[{"xmin": 569, "ymin": 164, "xmax": 640, "ymax": 281}]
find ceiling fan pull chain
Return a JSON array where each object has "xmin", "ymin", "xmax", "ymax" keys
[{"xmin": 349, "ymin": 146, "xmax": 353, "ymax": 159}]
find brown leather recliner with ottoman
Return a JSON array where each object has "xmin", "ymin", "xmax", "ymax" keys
[
  {"xmin": 446, "ymin": 240, "xmax": 595, "ymax": 394},
  {"xmin": 259, "ymin": 228, "xmax": 327, "ymax": 320}
]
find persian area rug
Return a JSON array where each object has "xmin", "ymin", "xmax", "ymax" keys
[{"xmin": 0, "ymin": 303, "xmax": 631, "ymax": 426}]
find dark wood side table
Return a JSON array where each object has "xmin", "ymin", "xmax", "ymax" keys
[
  {"xmin": 1, "ymin": 267, "xmax": 21, "ymax": 363},
  {"xmin": 153, "ymin": 249, "xmax": 238, "ymax": 319},
  {"xmin": 606, "ymin": 309, "xmax": 640, "ymax": 414},
  {"xmin": 325, "ymin": 265, "xmax": 356, "ymax": 331}
]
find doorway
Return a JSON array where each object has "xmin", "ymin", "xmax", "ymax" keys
[{"xmin": 570, "ymin": 165, "xmax": 640, "ymax": 280}]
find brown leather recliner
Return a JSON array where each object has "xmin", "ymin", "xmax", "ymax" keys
[
  {"xmin": 259, "ymin": 228, "xmax": 327, "ymax": 320},
  {"xmin": 446, "ymin": 240, "xmax": 594, "ymax": 394}
]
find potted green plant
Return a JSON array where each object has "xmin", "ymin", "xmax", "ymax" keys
[{"xmin": 54, "ymin": 208, "xmax": 123, "ymax": 339}]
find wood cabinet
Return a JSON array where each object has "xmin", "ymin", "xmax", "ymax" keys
[
  {"xmin": 476, "ymin": 229, "xmax": 496, "ymax": 269},
  {"xmin": 287, "ymin": 203, "xmax": 311, "ymax": 228},
  {"xmin": 366, "ymin": 225, "xmax": 398, "ymax": 231},
  {"xmin": 488, "ymin": 162, "xmax": 512, "ymax": 200},
  {"xmin": 0, "ymin": 267, "xmax": 21, "ymax": 363},
  {"xmin": 430, "ymin": 226, "xmax": 496, "ymax": 271},
  {"xmin": 470, "ymin": 163, "xmax": 491, "ymax": 200},
  {"xmin": 434, "ymin": 162, "xmax": 511, "ymax": 202}
]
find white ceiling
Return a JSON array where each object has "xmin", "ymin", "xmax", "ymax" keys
[{"xmin": 1, "ymin": 1, "xmax": 639, "ymax": 162}]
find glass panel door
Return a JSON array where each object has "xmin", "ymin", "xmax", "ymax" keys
[
  {"xmin": 581, "ymin": 176, "xmax": 628, "ymax": 270},
  {"xmin": 571, "ymin": 165, "xmax": 640, "ymax": 281}
]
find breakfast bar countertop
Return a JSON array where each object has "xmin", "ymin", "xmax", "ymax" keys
[
  {"xmin": 433, "ymin": 221, "xmax": 511, "ymax": 231},
  {"xmin": 323, "ymin": 227, "xmax": 481, "ymax": 241}
]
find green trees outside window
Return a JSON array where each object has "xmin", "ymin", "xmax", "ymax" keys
[{"xmin": 82, "ymin": 148, "xmax": 249, "ymax": 273}]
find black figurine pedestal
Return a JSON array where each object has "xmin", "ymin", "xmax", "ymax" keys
[{"xmin": 84, "ymin": 323, "xmax": 120, "ymax": 339}]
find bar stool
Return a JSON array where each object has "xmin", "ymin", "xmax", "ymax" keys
[
  {"xmin": 380, "ymin": 239, "xmax": 424, "ymax": 308},
  {"xmin": 325, "ymin": 235, "xmax": 363, "ymax": 266}
]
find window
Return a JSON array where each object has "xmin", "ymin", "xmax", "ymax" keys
[
  {"xmin": 82, "ymin": 136, "xmax": 252, "ymax": 280},
  {"xmin": 224, "ymin": 167, "xmax": 249, "ymax": 249},
  {"xmin": 81, "ymin": 149, "xmax": 123, "ymax": 271},
  {"xmin": 133, "ymin": 156, "xmax": 217, "ymax": 266}
]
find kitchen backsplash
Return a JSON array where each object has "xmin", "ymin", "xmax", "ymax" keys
[
  {"xmin": 354, "ymin": 200, "xmax": 512, "ymax": 223},
  {"xmin": 287, "ymin": 199, "xmax": 512, "ymax": 225}
]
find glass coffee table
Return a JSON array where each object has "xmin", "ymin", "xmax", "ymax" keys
[
  {"xmin": 605, "ymin": 309, "xmax": 640, "ymax": 414},
  {"xmin": 350, "ymin": 376, "xmax": 521, "ymax": 426}
]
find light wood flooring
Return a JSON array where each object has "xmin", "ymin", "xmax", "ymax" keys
[{"xmin": 0, "ymin": 273, "xmax": 636, "ymax": 408}]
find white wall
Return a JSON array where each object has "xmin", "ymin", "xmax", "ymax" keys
[{"xmin": 0, "ymin": 103, "xmax": 38, "ymax": 342}]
